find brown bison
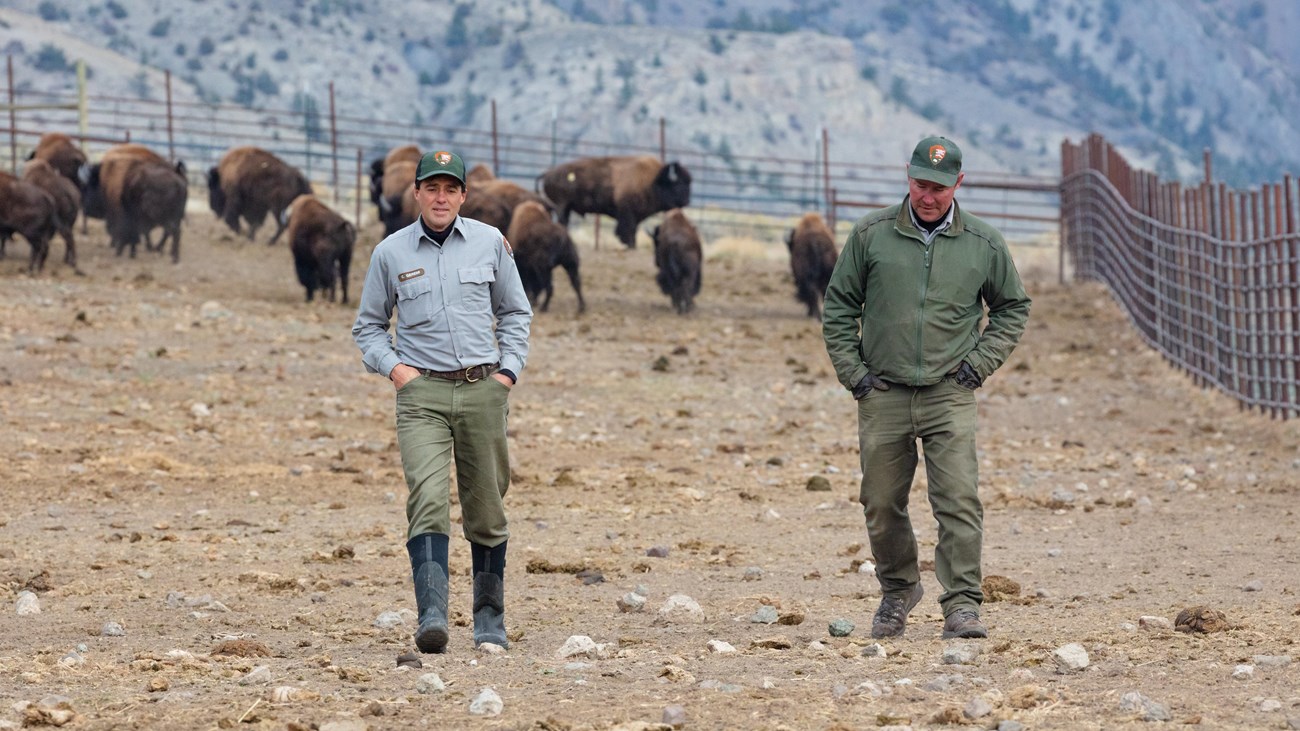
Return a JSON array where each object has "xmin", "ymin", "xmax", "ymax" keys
[
  {"xmin": 466, "ymin": 163, "xmax": 495, "ymax": 184},
  {"xmin": 28, "ymin": 132, "xmax": 87, "ymax": 184},
  {"xmin": 505, "ymin": 201, "xmax": 585, "ymax": 315},
  {"xmin": 208, "ymin": 146, "xmax": 311, "ymax": 245},
  {"xmin": 81, "ymin": 144, "xmax": 187, "ymax": 262},
  {"xmin": 368, "ymin": 145, "xmax": 421, "ymax": 230},
  {"xmin": 539, "ymin": 155, "xmax": 691, "ymax": 248},
  {"xmin": 0, "ymin": 171, "xmax": 58, "ymax": 273},
  {"xmin": 784, "ymin": 212, "xmax": 838, "ymax": 320},
  {"xmin": 648, "ymin": 209, "xmax": 702, "ymax": 315},
  {"xmin": 463, "ymin": 178, "xmax": 552, "ymax": 234},
  {"xmin": 22, "ymin": 158, "xmax": 80, "ymax": 269},
  {"xmin": 375, "ymin": 159, "xmax": 418, "ymax": 236},
  {"xmin": 283, "ymin": 194, "xmax": 355, "ymax": 303}
]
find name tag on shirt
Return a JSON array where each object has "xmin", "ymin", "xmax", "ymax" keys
[{"xmin": 398, "ymin": 268, "xmax": 425, "ymax": 282}]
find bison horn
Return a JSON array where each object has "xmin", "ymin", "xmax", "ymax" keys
[
  {"xmin": 77, "ymin": 162, "xmax": 90, "ymax": 185},
  {"xmin": 665, "ymin": 164, "xmax": 677, "ymax": 183}
]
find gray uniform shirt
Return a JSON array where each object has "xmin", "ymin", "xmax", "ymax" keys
[{"xmin": 352, "ymin": 216, "xmax": 532, "ymax": 379}]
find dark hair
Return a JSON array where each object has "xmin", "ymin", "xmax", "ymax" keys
[{"xmin": 415, "ymin": 176, "xmax": 465, "ymax": 192}]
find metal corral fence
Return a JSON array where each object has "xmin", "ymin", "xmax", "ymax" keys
[
  {"xmin": 1, "ymin": 56, "xmax": 1059, "ymax": 250},
  {"xmin": 1061, "ymin": 133, "xmax": 1299, "ymax": 419}
]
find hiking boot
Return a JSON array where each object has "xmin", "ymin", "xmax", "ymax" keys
[
  {"xmin": 870, "ymin": 584, "xmax": 924, "ymax": 638},
  {"xmin": 942, "ymin": 607, "xmax": 988, "ymax": 639}
]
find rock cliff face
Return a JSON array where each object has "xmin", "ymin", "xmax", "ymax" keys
[{"xmin": 1, "ymin": 0, "xmax": 1297, "ymax": 184}]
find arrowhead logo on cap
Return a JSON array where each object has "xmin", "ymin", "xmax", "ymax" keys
[
  {"xmin": 929, "ymin": 145, "xmax": 947, "ymax": 166},
  {"xmin": 434, "ymin": 151, "xmax": 452, "ymax": 165}
]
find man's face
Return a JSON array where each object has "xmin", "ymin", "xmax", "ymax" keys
[
  {"xmin": 907, "ymin": 172, "xmax": 963, "ymax": 223},
  {"xmin": 413, "ymin": 175, "xmax": 466, "ymax": 231}
]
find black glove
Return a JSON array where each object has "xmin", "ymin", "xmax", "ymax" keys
[
  {"xmin": 950, "ymin": 361, "xmax": 982, "ymax": 390},
  {"xmin": 852, "ymin": 373, "xmax": 891, "ymax": 400}
]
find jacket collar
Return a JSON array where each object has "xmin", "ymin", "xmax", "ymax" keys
[{"xmin": 895, "ymin": 196, "xmax": 965, "ymax": 241}]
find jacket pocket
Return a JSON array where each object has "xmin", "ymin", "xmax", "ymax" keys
[
  {"xmin": 396, "ymin": 276, "xmax": 434, "ymax": 327},
  {"xmin": 458, "ymin": 266, "xmax": 495, "ymax": 311}
]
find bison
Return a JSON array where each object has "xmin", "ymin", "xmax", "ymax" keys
[
  {"xmin": 368, "ymin": 145, "xmax": 421, "ymax": 229},
  {"xmin": 22, "ymin": 158, "xmax": 80, "ymax": 269},
  {"xmin": 539, "ymin": 155, "xmax": 691, "ymax": 248},
  {"xmin": 505, "ymin": 200, "xmax": 585, "ymax": 315},
  {"xmin": 28, "ymin": 132, "xmax": 87, "ymax": 184},
  {"xmin": 648, "ymin": 209, "xmax": 702, "ymax": 315},
  {"xmin": 375, "ymin": 159, "xmax": 418, "ymax": 236},
  {"xmin": 0, "ymin": 171, "xmax": 58, "ymax": 273},
  {"xmin": 463, "ymin": 178, "xmax": 553, "ymax": 234},
  {"xmin": 208, "ymin": 146, "xmax": 311, "ymax": 245},
  {"xmin": 282, "ymin": 194, "xmax": 356, "ymax": 303},
  {"xmin": 466, "ymin": 163, "xmax": 495, "ymax": 184},
  {"xmin": 81, "ymin": 144, "xmax": 187, "ymax": 262},
  {"xmin": 784, "ymin": 212, "xmax": 838, "ymax": 320}
]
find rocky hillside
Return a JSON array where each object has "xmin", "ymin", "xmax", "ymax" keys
[{"xmin": 1, "ymin": 0, "xmax": 1298, "ymax": 185}]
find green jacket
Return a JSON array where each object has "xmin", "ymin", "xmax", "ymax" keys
[{"xmin": 822, "ymin": 197, "xmax": 1030, "ymax": 390}]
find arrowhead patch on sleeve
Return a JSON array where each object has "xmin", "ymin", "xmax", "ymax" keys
[{"xmin": 502, "ymin": 237, "xmax": 514, "ymax": 258}]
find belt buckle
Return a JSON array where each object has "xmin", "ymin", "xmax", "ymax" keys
[{"xmin": 465, "ymin": 364, "xmax": 484, "ymax": 383}]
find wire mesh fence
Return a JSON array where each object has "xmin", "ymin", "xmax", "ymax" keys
[{"xmin": 1061, "ymin": 133, "xmax": 1299, "ymax": 419}]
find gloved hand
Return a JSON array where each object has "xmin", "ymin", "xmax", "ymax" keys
[
  {"xmin": 950, "ymin": 361, "xmax": 982, "ymax": 390},
  {"xmin": 852, "ymin": 373, "xmax": 891, "ymax": 400}
]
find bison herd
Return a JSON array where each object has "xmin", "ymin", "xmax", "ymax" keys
[{"xmin": 1, "ymin": 134, "xmax": 838, "ymax": 319}]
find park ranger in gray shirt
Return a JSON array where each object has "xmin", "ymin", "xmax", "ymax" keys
[{"xmin": 352, "ymin": 149, "xmax": 532, "ymax": 654}]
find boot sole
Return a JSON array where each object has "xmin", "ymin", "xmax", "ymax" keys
[
  {"xmin": 941, "ymin": 626, "xmax": 988, "ymax": 639},
  {"xmin": 415, "ymin": 624, "xmax": 449, "ymax": 653}
]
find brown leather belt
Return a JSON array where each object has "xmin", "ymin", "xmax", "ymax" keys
[{"xmin": 418, "ymin": 363, "xmax": 498, "ymax": 382}]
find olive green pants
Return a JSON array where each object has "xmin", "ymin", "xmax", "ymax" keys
[
  {"xmin": 857, "ymin": 378, "xmax": 982, "ymax": 615},
  {"xmin": 395, "ymin": 375, "xmax": 511, "ymax": 546}
]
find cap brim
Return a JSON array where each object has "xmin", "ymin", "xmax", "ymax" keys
[
  {"xmin": 908, "ymin": 164, "xmax": 958, "ymax": 187},
  {"xmin": 416, "ymin": 171, "xmax": 465, "ymax": 184}
]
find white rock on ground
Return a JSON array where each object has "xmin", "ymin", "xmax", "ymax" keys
[
  {"xmin": 707, "ymin": 640, "xmax": 736, "ymax": 654},
  {"xmin": 658, "ymin": 594, "xmax": 705, "ymax": 623},
  {"xmin": 415, "ymin": 673, "xmax": 445, "ymax": 694},
  {"xmin": 556, "ymin": 635, "xmax": 599, "ymax": 659},
  {"xmin": 469, "ymin": 688, "xmax": 503, "ymax": 716},
  {"xmin": 15, "ymin": 591, "xmax": 40, "ymax": 616},
  {"xmin": 1053, "ymin": 643, "xmax": 1090, "ymax": 672}
]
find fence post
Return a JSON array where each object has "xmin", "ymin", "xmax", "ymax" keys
[
  {"xmin": 822, "ymin": 128, "xmax": 830, "ymax": 222},
  {"xmin": 7, "ymin": 56, "xmax": 15, "ymax": 174},
  {"xmin": 77, "ymin": 60, "xmax": 88, "ymax": 148},
  {"xmin": 329, "ymin": 82, "xmax": 339, "ymax": 204},
  {"xmin": 491, "ymin": 99, "xmax": 499, "ymax": 175},
  {"xmin": 165, "ymin": 70, "xmax": 175, "ymax": 162},
  {"xmin": 355, "ymin": 147, "xmax": 363, "ymax": 229},
  {"xmin": 659, "ymin": 117, "xmax": 665, "ymax": 163}
]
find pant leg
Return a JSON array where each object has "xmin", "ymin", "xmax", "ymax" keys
[
  {"xmin": 450, "ymin": 377, "xmax": 512, "ymax": 547},
  {"xmin": 857, "ymin": 384, "xmax": 921, "ymax": 595},
  {"xmin": 396, "ymin": 377, "xmax": 455, "ymax": 540},
  {"xmin": 916, "ymin": 379, "xmax": 983, "ymax": 614}
]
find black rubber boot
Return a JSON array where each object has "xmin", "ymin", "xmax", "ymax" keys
[
  {"xmin": 470, "ymin": 541, "xmax": 508, "ymax": 648},
  {"xmin": 407, "ymin": 533, "xmax": 450, "ymax": 654}
]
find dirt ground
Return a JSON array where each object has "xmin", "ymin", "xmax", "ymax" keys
[{"xmin": 1, "ymin": 210, "xmax": 1298, "ymax": 731}]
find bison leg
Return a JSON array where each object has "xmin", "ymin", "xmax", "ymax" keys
[
  {"xmin": 267, "ymin": 219, "xmax": 289, "ymax": 246},
  {"xmin": 26, "ymin": 232, "xmax": 51, "ymax": 275},
  {"xmin": 556, "ymin": 205, "xmax": 572, "ymax": 228},
  {"xmin": 168, "ymin": 224, "xmax": 182, "ymax": 264},
  {"xmin": 614, "ymin": 216, "xmax": 638, "ymax": 249},
  {"xmin": 337, "ymin": 251, "xmax": 351, "ymax": 305},
  {"xmin": 560, "ymin": 259, "xmax": 585, "ymax": 315},
  {"xmin": 60, "ymin": 227, "xmax": 77, "ymax": 269},
  {"xmin": 316, "ymin": 252, "xmax": 338, "ymax": 303}
]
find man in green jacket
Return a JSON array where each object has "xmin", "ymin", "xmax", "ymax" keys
[{"xmin": 822, "ymin": 136, "xmax": 1030, "ymax": 639}]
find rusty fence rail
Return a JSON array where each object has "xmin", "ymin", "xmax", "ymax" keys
[{"xmin": 1061, "ymin": 133, "xmax": 1300, "ymax": 419}]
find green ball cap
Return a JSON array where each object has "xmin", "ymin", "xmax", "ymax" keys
[
  {"xmin": 415, "ymin": 150, "xmax": 466, "ymax": 185},
  {"xmin": 907, "ymin": 136, "xmax": 962, "ymax": 187}
]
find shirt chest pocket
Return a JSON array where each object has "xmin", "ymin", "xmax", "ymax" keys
[
  {"xmin": 395, "ymin": 276, "xmax": 434, "ymax": 327},
  {"xmin": 458, "ymin": 266, "xmax": 495, "ymax": 312}
]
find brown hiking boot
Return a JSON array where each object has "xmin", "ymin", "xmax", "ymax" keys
[
  {"xmin": 870, "ymin": 584, "xmax": 924, "ymax": 638},
  {"xmin": 942, "ymin": 607, "xmax": 988, "ymax": 639}
]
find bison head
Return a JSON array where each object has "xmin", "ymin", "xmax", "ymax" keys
[
  {"xmin": 207, "ymin": 166, "xmax": 225, "ymax": 216},
  {"xmin": 653, "ymin": 161, "xmax": 691, "ymax": 210}
]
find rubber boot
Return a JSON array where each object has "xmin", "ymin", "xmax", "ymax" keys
[
  {"xmin": 407, "ymin": 533, "xmax": 450, "ymax": 654},
  {"xmin": 470, "ymin": 541, "xmax": 508, "ymax": 648}
]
